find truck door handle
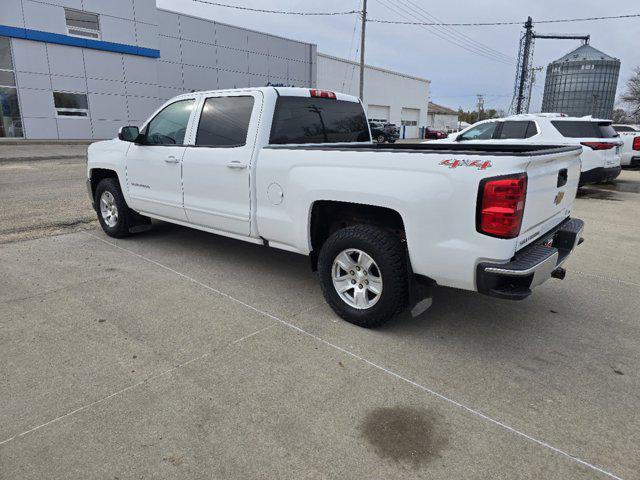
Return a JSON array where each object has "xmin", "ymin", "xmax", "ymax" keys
[
  {"xmin": 165, "ymin": 156, "xmax": 179, "ymax": 164},
  {"xmin": 227, "ymin": 161, "xmax": 247, "ymax": 169}
]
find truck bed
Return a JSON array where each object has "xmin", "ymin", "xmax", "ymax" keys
[{"xmin": 264, "ymin": 143, "xmax": 582, "ymax": 156}]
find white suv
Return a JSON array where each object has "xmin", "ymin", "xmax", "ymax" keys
[
  {"xmin": 436, "ymin": 114, "xmax": 623, "ymax": 185},
  {"xmin": 612, "ymin": 124, "xmax": 640, "ymax": 167}
]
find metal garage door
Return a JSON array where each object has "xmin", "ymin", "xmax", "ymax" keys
[
  {"xmin": 401, "ymin": 107, "xmax": 420, "ymax": 138},
  {"xmin": 367, "ymin": 104, "xmax": 390, "ymax": 123}
]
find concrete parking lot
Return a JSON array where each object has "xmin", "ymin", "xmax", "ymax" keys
[{"xmin": 1, "ymin": 155, "xmax": 639, "ymax": 479}]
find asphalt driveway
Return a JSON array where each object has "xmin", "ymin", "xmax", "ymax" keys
[{"xmin": 1, "ymin": 160, "xmax": 639, "ymax": 479}]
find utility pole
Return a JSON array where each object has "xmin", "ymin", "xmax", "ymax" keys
[
  {"xmin": 526, "ymin": 66, "xmax": 543, "ymax": 113},
  {"xmin": 515, "ymin": 16, "xmax": 533, "ymax": 114},
  {"xmin": 359, "ymin": 0, "xmax": 367, "ymax": 101},
  {"xmin": 476, "ymin": 94, "xmax": 485, "ymax": 122}
]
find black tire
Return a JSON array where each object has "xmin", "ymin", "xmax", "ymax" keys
[
  {"xmin": 94, "ymin": 178, "xmax": 134, "ymax": 238},
  {"xmin": 318, "ymin": 225, "xmax": 408, "ymax": 328},
  {"xmin": 376, "ymin": 135, "xmax": 386, "ymax": 144}
]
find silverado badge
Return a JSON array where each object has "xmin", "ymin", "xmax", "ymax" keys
[{"xmin": 554, "ymin": 191, "xmax": 565, "ymax": 205}]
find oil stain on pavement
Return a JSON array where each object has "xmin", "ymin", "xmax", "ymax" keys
[{"xmin": 360, "ymin": 406, "xmax": 448, "ymax": 468}]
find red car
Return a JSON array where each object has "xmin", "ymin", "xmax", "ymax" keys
[{"xmin": 424, "ymin": 127, "xmax": 448, "ymax": 140}]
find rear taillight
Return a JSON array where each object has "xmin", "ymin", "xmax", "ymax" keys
[
  {"xmin": 310, "ymin": 89, "xmax": 336, "ymax": 99},
  {"xmin": 633, "ymin": 137, "xmax": 640, "ymax": 151},
  {"xmin": 580, "ymin": 142, "xmax": 616, "ymax": 150},
  {"xmin": 477, "ymin": 174, "xmax": 527, "ymax": 239}
]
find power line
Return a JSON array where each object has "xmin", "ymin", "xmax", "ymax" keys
[
  {"xmin": 192, "ymin": 0, "xmax": 359, "ymax": 16},
  {"xmin": 396, "ymin": 0, "xmax": 514, "ymax": 62},
  {"xmin": 368, "ymin": 12, "xmax": 640, "ymax": 26},
  {"xmin": 373, "ymin": 0, "xmax": 514, "ymax": 66},
  {"xmin": 341, "ymin": 2, "xmax": 361, "ymax": 90}
]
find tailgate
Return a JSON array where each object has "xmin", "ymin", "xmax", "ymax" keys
[{"xmin": 516, "ymin": 147, "xmax": 581, "ymax": 250}]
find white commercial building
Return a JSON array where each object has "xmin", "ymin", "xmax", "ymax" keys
[
  {"xmin": 426, "ymin": 102, "xmax": 459, "ymax": 133},
  {"xmin": 0, "ymin": 0, "xmax": 316, "ymax": 139},
  {"xmin": 317, "ymin": 53, "xmax": 430, "ymax": 139},
  {"xmin": 0, "ymin": 0, "xmax": 429, "ymax": 140}
]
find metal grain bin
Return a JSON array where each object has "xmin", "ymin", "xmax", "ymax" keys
[{"xmin": 541, "ymin": 44, "xmax": 620, "ymax": 119}]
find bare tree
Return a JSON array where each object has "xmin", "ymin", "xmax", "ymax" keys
[
  {"xmin": 611, "ymin": 108, "xmax": 629, "ymax": 123},
  {"xmin": 621, "ymin": 67, "xmax": 640, "ymax": 120}
]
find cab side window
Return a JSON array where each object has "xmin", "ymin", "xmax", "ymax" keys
[
  {"xmin": 458, "ymin": 122, "xmax": 497, "ymax": 141},
  {"xmin": 144, "ymin": 99, "xmax": 195, "ymax": 145},
  {"xmin": 498, "ymin": 121, "xmax": 538, "ymax": 139},
  {"xmin": 195, "ymin": 96, "xmax": 255, "ymax": 147}
]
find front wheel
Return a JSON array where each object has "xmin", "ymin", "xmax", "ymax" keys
[
  {"xmin": 376, "ymin": 135, "xmax": 386, "ymax": 144},
  {"xmin": 318, "ymin": 225, "xmax": 408, "ymax": 327},
  {"xmin": 94, "ymin": 178, "xmax": 135, "ymax": 238}
]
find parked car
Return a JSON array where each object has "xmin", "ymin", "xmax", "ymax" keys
[
  {"xmin": 369, "ymin": 121, "xmax": 399, "ymax": 143},
  {"xmin": 424, "ymin": 127, "xmax": 448, "ymax": 140},
  {"xmin": 87, "ymin": 87, "xmax": 584, "ymax": 327},
  {"xmin": 612, "ymin": 124, "xmax": 640, "ymax": 167},
  {"xmin": 432, "ymin": 113, "xmax": 623, "ymax": 186}
]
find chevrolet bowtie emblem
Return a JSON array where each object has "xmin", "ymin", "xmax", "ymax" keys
[{"xmin": 554, "ymin": 191, "xmax": 565, "ymax": 205}]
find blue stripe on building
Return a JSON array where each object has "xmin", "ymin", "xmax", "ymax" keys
[{"xmin": 0, "ymin": 24, "xmax": 160, "ymax": 58}]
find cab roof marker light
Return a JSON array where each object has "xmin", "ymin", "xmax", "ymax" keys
[{"xmin": 310, "ymin": 89, "xmax": 336, "ymax": 99}]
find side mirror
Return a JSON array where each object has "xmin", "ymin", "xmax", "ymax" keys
[{"xmin": 118, "ymin": 126, "xmax": 140, "ymax": 143}]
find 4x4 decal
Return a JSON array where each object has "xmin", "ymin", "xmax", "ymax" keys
[{"xmin": 439, "ymin": 159, "xmax": 492, "ymax": 170}]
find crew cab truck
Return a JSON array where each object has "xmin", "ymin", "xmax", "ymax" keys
[{"xmin": 87, "ymin": 87, "xmax": 584, "ymax": 327}]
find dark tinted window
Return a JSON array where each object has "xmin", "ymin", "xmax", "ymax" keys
[
  {"xmin": 613, "ymin": 125, "xmax": 636, "ymax": 132},
  {"xmin": 552, "ymin": 121, "xmax": 619, "ymax": 138},
  {"xmin": 145, "ymin": 99, "xmax": 194, "ymax": 145},
  {"xmin": 196, "ymin": 96, "xmax": 254, "ymax": 147},
  {"xmin": 53, "ymin": 91, "xmax": 88, "ymax": 117},
  {"xmin": 53, "ymin": 92, "xmax": 88, "ymax": 109},
  {"xmin": 499, "ymin": 121, "xmax": 537, "ymax": 139},
  {"xmin": 65, "ymin": 9, "xmax": 100, "ymax": 38},
  {"xmin": 270, "ymin": 96, "xmax": 369, "ymax": 144},
  {"xmin": 458, "ymin": 122, "xmax": 497, "ymax": 141}
]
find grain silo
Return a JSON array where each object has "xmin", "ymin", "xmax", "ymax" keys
[{"xmin": 541, "ymin": 44, "xmax": 620, "ymax": 119}]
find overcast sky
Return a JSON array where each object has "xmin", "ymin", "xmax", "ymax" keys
[{"xmin": 157, "ymin": 0, "xmax": 640, "ymax": 112}]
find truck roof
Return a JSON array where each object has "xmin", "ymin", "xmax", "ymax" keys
[{"xmin": 171, "ymin": 86, "xmax": 360, "ymax": 104}]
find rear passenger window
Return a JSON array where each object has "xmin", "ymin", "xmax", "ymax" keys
[
  {"xmin": 196, "ymin": 96, "xmax": 255, "ymax": 147},
  {"xmin": 552, "ymin": 121, "xmax": 619, "ymax": 138},
  {"xmin": 499, "ymin": 121, "xmax": 537, "ymax": 139}
]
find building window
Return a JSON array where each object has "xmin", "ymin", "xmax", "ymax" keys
[
  {"xmin": 0, "ymin": 37, "xmax": 22, "ymax": 138},
  {"xmin": 65, "ymin": 9, "xmax": 101, "ymax": 39},
  {"xmin": 53, "ymin": 92, "xmax": 89, "ymax": 117},
  {"xmin": 401, "ymin": 120, "xmax": 417, "ymax": 126}
]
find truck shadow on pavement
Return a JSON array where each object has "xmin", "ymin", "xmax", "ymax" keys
[{"xmin": 130, "ymin": 221, "xmax": 566, "ymax": 353}]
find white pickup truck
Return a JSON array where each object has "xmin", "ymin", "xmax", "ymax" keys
[
  {"xmin": 613, "ymin": 124, "xmax": 640, "ymax": 167},
  {"xmin": 87, "ymin": 87, "xmax": 584, "ymax": 327}
]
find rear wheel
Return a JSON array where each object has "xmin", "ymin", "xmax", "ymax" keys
[{"xmin": 318, "ymin": 225, "xmax": 408, "ymax": 327}]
